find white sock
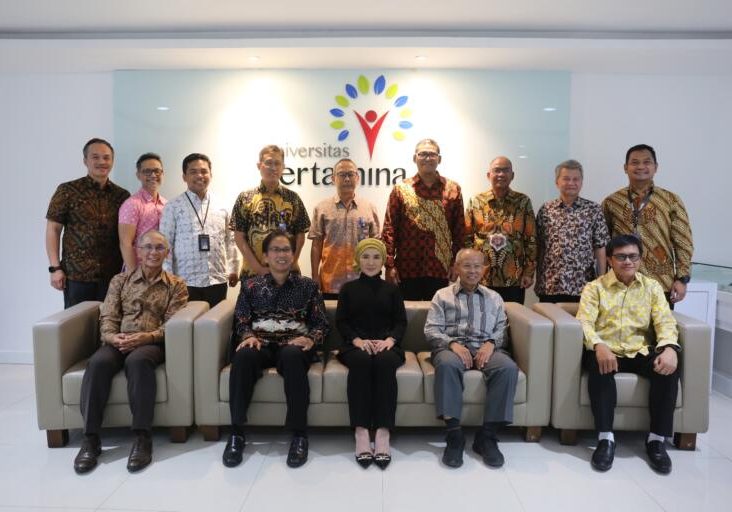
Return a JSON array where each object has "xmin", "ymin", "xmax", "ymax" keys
[
  {"xmin": 599, "ymin": 431, "xmax": 615, "ymax": 443},
  {"xmin": 647, "ymin": 433, "xmax": 665, "ymax": 444}
]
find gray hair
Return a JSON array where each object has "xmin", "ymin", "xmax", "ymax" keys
[{"xmin": 554, "ymin": 159, "xmax": 584, "ymax": 179}]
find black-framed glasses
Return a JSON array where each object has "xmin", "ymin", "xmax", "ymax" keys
[
  {"xmin": 612, "ymin": 253, "xmax": 641, "ymax": 262},
  {"xmin": 336, "ymin": 171, "xmax": 357, "ymax": 179},
  {"xmin": 140, "ymin": 168, "xmax": 163, "ymax": 177}
]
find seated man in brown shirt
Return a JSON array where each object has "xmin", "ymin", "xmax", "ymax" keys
[{"xmin": 73, "ymin": 230, "xmax": 188, "ymax": 475}]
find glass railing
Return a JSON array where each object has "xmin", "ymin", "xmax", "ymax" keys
[{"xmin": 692, "ymin": 263, "xmax": 732, "ymax": 293}]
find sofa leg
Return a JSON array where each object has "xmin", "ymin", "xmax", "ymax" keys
[
  {"xmin": 524, "ymin": 426, "xmax": 541, "ymax": 442},
  {"xmin": 169, "ymin": 426, "xmax": 189, "ymax": 443},
  {"xmin": 673, "ymin": 432, "xmax": 696, "ymax": 450},
  {"xmin": 200, "ymin": 425, "xmax": 220, "ymax": 442},
  {"xmin": 559, "ymin": 429, "xmax": 578, "ymax": 445},
  {"xmin": 46, "ymin": 429, "xmax": 69, "ymax": 448}
]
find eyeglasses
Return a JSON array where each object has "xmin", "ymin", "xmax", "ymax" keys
[
  {"xmin": 138, "ymin": 244, "xmax": 167, "ymax": 252},
  {"xmin": 261, "ymin": 159, "xmax": 283, "ymax": 168},
  {"xmin": 140, "ymin": 168, "xmax": 163, "ymax": 177},
  {"xmin": 416, "ymin": 151, "xmax": 439, "ymax": 159},
  {"xmin": 612, "ymin": 253, "xmax": 641, "ymax": 262},
  {"xmin": 491, "ymin": 167, "xmax": 513, "ymax": 175},
  {"xmin": 336, "ymin": 171, "xmax": 357, "ymax": 179},
  {"xmin": 267, "ymin": 246, "xmax": 293, "ymax": 254}
]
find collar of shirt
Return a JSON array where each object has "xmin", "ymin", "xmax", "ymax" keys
[
  {"xmin": 601, "ymin": 269, "xmax": 643, "ymax": 290},
  {"xmin": 627, "ymin": 182, "xmax": 656, "ymax": 199},
  {"xmin": 264, "ymin": 271, "xmax": 299, "ymax": 288},
  {"xmin": 136, "ymin": 188, "xmax": 167, "ymax": 206},
  {"xmin": 82, "ymin": 174, "xmax": 110, "ymax": 191},
  {"xmin": 412, "ymin": 172, "xmax": 445, "ymax": 191},
  {"xmin": 130, "ymin": 266, "xmax": 170, "ymax": 286},
  {"xmin": 333, "ymin": 194, "xmax": 359, "ymax": 208},
  {"xmin": 551, "ymin": 196, "xmax": 585, "ymax": 210},
  {"xmin": 184, "ymin": 190, "xmax": 210, "ymax": 206},
  {"xmin": 484, "ymin": 188, "xmax": 517, "ymax": 204},
  {"xmin": 452, "ymin": 279, "xmax": 490, "ymax": 297},
  {"xmin": 257, "ymin": 182, "xmax": 284, "ymax": 195}
]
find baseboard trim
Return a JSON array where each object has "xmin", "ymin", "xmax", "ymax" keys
[{"xmin": 712, "ymin": 370, "xmax": 732, "ymax": 398}]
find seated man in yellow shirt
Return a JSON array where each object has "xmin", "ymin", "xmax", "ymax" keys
[{"xmin": 577, "ymin": 234, "xmax": 680, "ymax": 474}]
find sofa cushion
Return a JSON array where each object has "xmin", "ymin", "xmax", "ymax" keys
[
  {"xmin": 322, "ymin": 351, "xmax": 424, "ymax": 403},
  {"xmin": 62, "ymin": 359, "xmax": 168, "ymax": 405},
  {"xmin": 418, "ymin": 352, "xmax": 527, "ymax": 404},
  {"xmin": 579, "ymin": 372, "xmax": 682, "ymax": 407},
  {"xmin": 219, "ymin": 360, "xmax": 323, "ymax": 403}
]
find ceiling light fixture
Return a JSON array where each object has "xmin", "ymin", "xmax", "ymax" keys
[
  {"xmin": 543, "ymin": 107, "xmax": 557, "ymax": 112},
  {"xmin": 156, "ymin": 106, "xmax": 170, "ymax": 111}
]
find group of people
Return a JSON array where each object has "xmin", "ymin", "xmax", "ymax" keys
[{"xmin": 45, "ymin": 137, "xmax": 693, "ymax": 476}]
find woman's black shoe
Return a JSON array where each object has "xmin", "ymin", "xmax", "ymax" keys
[
  {"xmin": 355, "ymin": 452, "xmax": 374, "ymax": 468},
  {"xmin": 374, "ymin": 453, "xmax": 392, "ymax": 469}
]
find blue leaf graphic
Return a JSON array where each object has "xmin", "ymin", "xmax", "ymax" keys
[
  {"xmin": 330, "ymin": 108, "xmax": 344, "ymax": 117},
  {"xmin": 399, "ymin": 121, "xmax": 413, "ymax": 129},
  {"xmin": 338, "ymin": 130, "xmax": 350, "ymax": 141},
  {"xmin": 394, "ymin": 96, "xmax": 408, "ymax": 107},
  {"xmin": 374, "ymin": 75, "xmax": 386, "ymax": 94},
  {"xmin": 345, "ymin": 84, "xmax": 358, "ymax": 99}
]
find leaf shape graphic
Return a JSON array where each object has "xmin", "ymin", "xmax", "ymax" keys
[
  {"xmin": 374, "ymin": 75, "xmax": 386, "ymax": 94},
  {"xmin": 357, "ymin": 75, "xmax": 370, "ymax": 94}
]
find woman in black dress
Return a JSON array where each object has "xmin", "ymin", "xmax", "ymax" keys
[{"xmin": 336, "ymin": 238, "xmax": 407, "ymax": 469}]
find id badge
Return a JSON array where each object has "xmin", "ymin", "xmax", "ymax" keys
[{"xmin": 198, "ymin": 234, "xmax": 210, "ymax": 251}]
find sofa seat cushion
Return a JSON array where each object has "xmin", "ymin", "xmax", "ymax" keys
[
  {"xmin": 219, "ymin": 360, "xmax": 323, "ymax": 403},
  {"xmin": 579, "ymin": 372, "xmax": 682, "ymax": 407},
  {"xmin": 62, "ymin": 359, "xmax": 168, "ymax": 405},
  {"xmin": 418, "ymin": 352, "xmax": 527, "ymax": 404},
  {"xmin": 322, "ymin": 351, "xmax": 423, "ymax": 403}
]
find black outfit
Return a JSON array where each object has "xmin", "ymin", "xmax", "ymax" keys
[
  {"xmin": 336, "ymin": 273, "xmax": 407, "ymax": 428},
  {"xmin": 537, "ymin": 293, "xmax": 580, "ymax": 304},
  {"xmin": 65, "ymin": 280, "xmax": 110, "ymax": 309},
  {"xmin": 398, "ymin": 276, "xmax": 447, "ymax": 301},
  {"xmin": 582, "ymin": 349, "xmax": 680, "ymax": 436},
  {"xmin": 187, "ymin": 282, "xmax": 228, "ymax": 307},
  {"xmin": 490, "ymin": 286, "xmax": 525, "ymax": 304}
]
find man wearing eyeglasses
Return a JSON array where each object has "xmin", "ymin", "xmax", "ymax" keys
[
  {"xmin": 73, "ymin": 230, "xmax": 188, "ymax": 475},
  {"xmin": 382, "ymin": 139, "xmax": 465, "ymax": 300},
  {"xmin": 118, "ymin": 153, "xmax": 167, "ymax": 271},
  {"xmin": 231, "ymin": 145, "xmax": 310, "ymax": 279},
  {"xmin": 577, "ymin": 234, "xmax": 680, "ymax": 474},
  {"xmin": 309, "ymin": 158, "xmax": 380, "ymax": 299}
]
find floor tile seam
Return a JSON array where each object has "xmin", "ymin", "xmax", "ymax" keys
[
  {"xmin": 616, "ymin": 463, "xmax": 666, "ymax": 511},
  {"xmin": 94, "ymin": 469, "xmax": 134, "ymax": 511},
  {"xmin": 237, "ymin": 440, "xmax": 274, "ymax": 512},
  {"xmin": 0, "ymin": 392, "xmax": 35, "ymax": 411},
  {"xmin": 503, "ymin": 466, "xmax": 528, "ymax": 512}
]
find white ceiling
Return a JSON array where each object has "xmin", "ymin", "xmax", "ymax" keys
[{"xmin": 2, "ymin": 0, "xmax": 732, "ymax": 73}]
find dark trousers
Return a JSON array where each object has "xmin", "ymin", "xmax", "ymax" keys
[
  {"xmin": 399, "ymin": 277, "xmax": 448, "ymax": 301},
  {"xmin": 338, "ymin": 349, "xmax": 404, "ymax": 429},
  {"xmin": 490, "ymin": 286, "xmax": 525, "ymax": 304},
  {"xmin": 229, "ymin": 344, "xmax": 313, "ymax": 432},
  {"xmin": 64, "ymin": 279, "xmax": 110, "ymax": 309},
  {"xmin": 187, "ymin": 283, "xmax": 228, "ymax": 308},
  {"xmin": 80, "ymin": 343, "xmax": 165, "ymax": 435},
  {"xmin": 537, "ymin": 294, "xmax": 581, "ymax": 303},
  {"xmin": 582, "ymin": 349, "xmax": 679, "ymax": 436}
]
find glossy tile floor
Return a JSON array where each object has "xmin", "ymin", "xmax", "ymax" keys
[{"xmin": 2, "ymin": 363, "xmax": 732, "ymax": 512}]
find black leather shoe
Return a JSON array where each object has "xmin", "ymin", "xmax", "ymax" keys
[
  {"xmin": 223, "ymin": 434, "xmax": 246, "ymax": 468},
  {"xmin": 473, "ymin": 431, "xmax": 504, "ymax": 468},
  {"xmin": 355, "ymin": 452, "xmax": 374, "ymax": 468},
  {"xmin": 442, "ymin": 428, "xmax": 465, "ymax": 468},
  {"xmin": 287, "ymin": 436, "xmax": 308, "ymax": 468},
  {"xmin": 374, "ymin": 452, "xmax": 392, "ymax": 470},
  {"xmin": 591, "ymin": 439, "xmax": 615, "ymax": 472},
  {"xmin": 127, "ymin": 435, "xmax": 152, "ymax": 473},
  {"xmin": 74, "ymin": 435, "xmax": 101, "ymax": 474},
  {"xmin": 646, "ymin": 440, "xmax": 672, "ymax": 474}
]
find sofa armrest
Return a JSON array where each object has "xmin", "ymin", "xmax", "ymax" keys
[
  {"xmin": 32, "ymin": 301, "xmax": 101, "ymax": 429},
  {"xmin": 194, "ymin": 299, "xmax": 235, "ymax": 425},
  {"xmin": 164, "ymin": 301, "xmax": 209, "ymax": 426},
  {"xmin": 674, "ymin": 311, "xmax": 712, "ymax": 433},
  {"xmin": 505, "ymin": 302, "xmax": 553, "ymax": 426}
]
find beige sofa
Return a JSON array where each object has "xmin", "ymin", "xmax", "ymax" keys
[
  {"xmin": 33, "ymin": 300, "xmax": 209, "ymax": 447},
  {"xmin": 193, "ymin": 300, "xmax": 554, "ymax": 441},
  {"xmin": 533, "ymin": 302, "xmax": 711, "ymax": 449}
]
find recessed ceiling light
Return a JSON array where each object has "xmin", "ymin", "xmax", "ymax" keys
[
  {"xmin": 415, "ymin": 55, "xmax": 428, "ymax": 61},
  {"xmin": 518, "ymin": 155, "xmax": 528, "ymax": 159},
  {"xmin": 248, "ymin": 56, "xmax": 261, "ymax": 63},
  {"xmin": 543, "ymin": 107, "xmax": 557, "ymax": 112},
  {"xmin": 156, "ymin": 106, "xmax": 170, "ymax": 111}
]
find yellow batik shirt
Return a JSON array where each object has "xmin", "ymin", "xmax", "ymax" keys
[{"xmin": 577, "ymin": 270, "xmax": 679, "ymax": 358}]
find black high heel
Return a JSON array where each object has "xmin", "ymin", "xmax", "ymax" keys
[
  {"xmin": 355, "ymin": 452, "xmax": 374, "ymax": 468},
  {"xmin": 374, "ymin": 452, "xmax": 391, "ymax": 469}
]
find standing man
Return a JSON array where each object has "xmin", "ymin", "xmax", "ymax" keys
[
  {"xmin": 118, "ymin": 152, "xmax": 167, "ymax": 270},
  {"xmin": 46, "ymin": 138, "xmax": 130, "ymax": 308},
  {"xmin": 535, "ymin": 159, "xmax": 609, "ymax": 303},
  {"xmin": 382, "ymin": 139, "xmax": 464, "ymax": 300},
  {"xmin": 465, "ymin": 156, "xmax": 537, "ymax": 304},
  {"xmin": 73, "ymin": 230, "xmax": 188, "ymax": 474},
  {"xmin": 231, "ymin": 145, "xmax": 310, "ymax": 279},
  {"xmin": 223, "ymin": 232, "xmax": 328, "ymax": 469},
  {"xmin": 159, "ymin": 153, "xmax": 240, "ymax": 307},
  {"xmin": 309, "ymin": 158, "xmax": 380, "ymax": 299},
  {"xmin": 602, "ymin": 144, "xmax": 693, "ymax": 306},
  {"xmin": 577, "ymin": 235, "xmax": 680, "ymax": 474},
  {"xmin": 424, "ymin": 248, "xmax": 518, "ymax": 469}
]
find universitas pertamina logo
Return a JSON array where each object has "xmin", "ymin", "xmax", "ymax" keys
[{"xmin": 328, "ymin": 74, "xmax": 413, "ymax": 159}]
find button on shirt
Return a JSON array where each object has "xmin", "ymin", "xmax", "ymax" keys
[
  {"xmin": 118, "ymin": 188, "xmax": 168, "ymax": 259},
  {"xmin": 535, "ymin": 197, "xmax": 609, "ymax": 296},
  {"xmin": 577, "ymin": 270, "xmax": 679, "ymax": 358},
  {"xmin": 424, "ymin": 280, "xmax": 508, "ymax": 353},
  {"xmin": 100, "ymin": 267, "xmax": 188, "ymax": 345},
  {"xmin": 159, "ymin": 191, "xmax": 240, "ymax": 287},
  {"xmin": 308, "ymin": 195, "xmax": 380, "ymax": 294}
]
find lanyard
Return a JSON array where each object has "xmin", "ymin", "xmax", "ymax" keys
[
  {"xmin": 627, "ymin": 188, "xmax": 653, "ymax": 232},
  {"xmin": 184, "ymin": 191, "xmax": 210, "ymax": 231}
]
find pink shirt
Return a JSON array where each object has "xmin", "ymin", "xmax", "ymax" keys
[{"xmin": 118, "ymin": 188, "xmax": 167, "ymax": 248}]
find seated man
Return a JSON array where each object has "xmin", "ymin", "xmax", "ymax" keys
[
  {"xmin": 74, "ymin": 230, "xmax": 188, "ymax": 474},
  {"xmin": 424, "ymin": 248, "xmax": 518, "ymax": 468},
  {"xmin": 577, "ymin": 234, "xmax": 680, "ymax": 474},
  {"xmin": 223, "ymin": 231, "xmax": 328, "ymax": 469}
]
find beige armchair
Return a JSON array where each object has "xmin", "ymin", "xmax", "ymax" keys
[
  {"xmin": 533, "ymin": 302, "xmax": 711, "ymax": 449},
  {"xmin": 33, "ymin": 300, "xmax": 209, "ymax": 448}
]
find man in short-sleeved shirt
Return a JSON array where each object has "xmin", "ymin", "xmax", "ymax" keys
[{"xmin": 46, "ymin": 138, "xmax": 130, "ymax": 308}]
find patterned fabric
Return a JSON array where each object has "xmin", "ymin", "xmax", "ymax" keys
[
  {"xmin": 535, "ymin": 197, "xmax": 609, "ymax": 296},
  {"xmin": 159, "ymin": 191, "xmax": 240, "ymax": 287},
  {"xmin": 230, "ymin": 183, "xmax": 310, "ymax": 278},
  {"xmin": 381, "ymin": 173, "xmax": 464, "ymax": 280},
  {"xmin": 99, "ymin": 267, "xmax": 188, "ymax": 345},
  {"xmin": 577, "ymin": 270, "xmax": 679, "ymax": 358},
  {"xmin": 602, "ymin": 184, "xmax": 693, "ymax": 292},
  {"xmin": 465, "ymin": 189, "xmax": 537, "ymax": 287},
  {"xmin": 46, "ymin": 176, "xmax": 130, "ymax": 282},
  {"xmin": 424, "ymin": 281, "xmax": 508, "ymax": 353},
  {"xmin": 308, "ymin": 195, "xmax": 380, "ymax": 294},
  {"xmin": 118, "ymin": 188, "xmax": 167, "ymax": 254},
  {"xmin": 232, "ymin": 272, "xmax": 329, "ymax": 349}
]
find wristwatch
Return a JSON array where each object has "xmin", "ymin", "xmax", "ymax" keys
[
  {"xmin": 48, "ymin": 265, "xmax": 62, "ymax": 273},
  {"xmin": 676, "ymin": 275, "xmax": 691, "ymax": 284}
]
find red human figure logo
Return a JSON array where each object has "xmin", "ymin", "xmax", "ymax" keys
[{"xmin": 354, "ymin": 110, "xmax": 389, "ymax": 158}]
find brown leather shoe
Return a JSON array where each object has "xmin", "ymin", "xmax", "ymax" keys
[
  {"xmin": 127, "ymin": 435, "xmax": 153, "ymax": 473},
  {"xmin": 74, "ymin": 435, "xmax": 101, "ymax": 474}
]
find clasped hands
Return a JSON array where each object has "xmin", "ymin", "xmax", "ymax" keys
[
  {"xmin": 450, "ymin": 340, "xmax": 494, "ymax": 369},
  {"xmin": 353, "ymin": 337, "xmax": 395, "ymax": 354},
  {"xmin": 110, "ymin": 332, "xmax": 154, "ymax": 353},
  {"xmin": 594, "ymin": 343, "xmax": 678, "ymax": 375},
  {"xmin": 236, "ymin": 335, "xmax": 314, "ymax": 352}
]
